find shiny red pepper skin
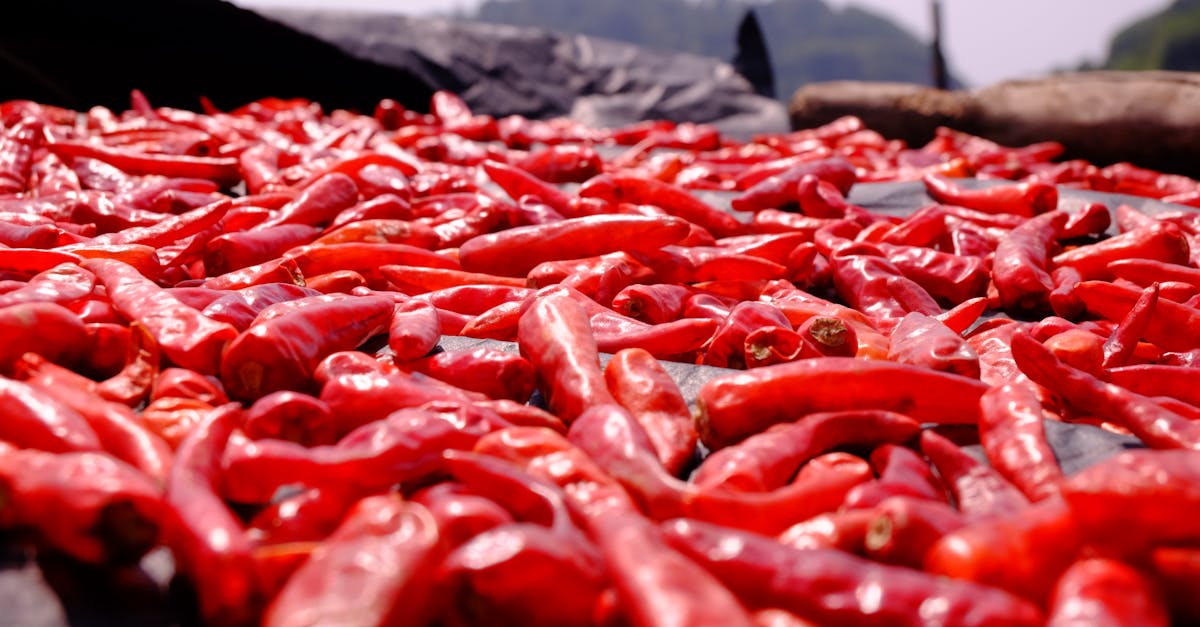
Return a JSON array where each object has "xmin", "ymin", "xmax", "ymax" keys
[
  {"xmin": 0, "ymin": 445, "xmax": 166, "ymax": 564},
  {"xmin": 220, "ymin": 294, "xmax": 393, "ymax": 400},
  {"xmin": 920, "ymin": 430, "xmax": 1030, "ymax": 520},
  {"xmin": 923, "ymin": 174, "xmax": 1058, "ymax": 217},
  {"xmin": 1061, "ymin": 449, "xmax": 1200, "ymax": 555},
  {"xmin": 662, "ymin": 518, "xmax": 1045, "ymax": 627},
  {"xmin": 1046, "ymin": 558, "xmax": 1171, "ymax": 627},
  {"xmin": 978, "ymin": 382, "xmax": 1063, "ymax": 502},
  {"xmin": 1010, "ymin": 329, "xmax": 1200, "ymax": 449},
  {"xmin": 604, "ymin": 347, "xmax": 698, "ymax": 477},
  {"xmin": 85, "ymin": 258, "xmax": 238, "ymax": 374},
  {"xmin": 924, "ymin": 498, "xmax": 1080, "ymax": 604},
  {"xmin": 45, "ymin": 140, "xmax": 241, "ymax": 186},
  {"xmin": 458, "ymin": 214, "xmax": 690, "ymax": 278},
  {"xmin": 579, "ymin": 171, "xmax": 743, "ymax": 238},
  {"xmin": 165, "ymin": 405, "xmax": 261, "ymax": 626},
  {"xmin": 263, "ymin": 496, "xmax": 444, "ymax": 627},
  {"xmin": 408, "ymin": 347, "xmax": 535, "ymax": 403},
  {"xmin": 692, "ymin": 410, "xmax": 920, "ymax": 492},
  {"xmin": 0, "ymin": 301, "xmax": 89, "ymax": 375},
  {"xmin": 517, "ymin": 289, "xmax": 616, "ymax": 424},
  {"xmin": 1074, "ymin": 280, "xmax": 1200, "ymax": 352},
  {"xmin": 887, "ymin": 312, "xmax": 981, "ymax": 379},
  {"xmin": 696, "ymin": 357, "xmax": 988, "ymax": 449}
]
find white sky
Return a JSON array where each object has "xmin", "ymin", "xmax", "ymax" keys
[{"xmin": 234, "ymin": 0, "xmax": 1174, "ymax": 87}]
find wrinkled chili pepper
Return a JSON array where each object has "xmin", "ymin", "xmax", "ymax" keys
[
  {"xmin": 263, "ymin": 496, "xmax": 444, "ymax": 627},
  {"xmin": 842, "ymin": 444, "xmax": 947, "ymax": 509},
  {"xmin": 695, "ymin": 357, "xmax": 988, "ymax": 449},
  {"xmin": 1046, "ymin": 558, "xmax": 1171, "ymax": 627},
  {"xmin": 1010, "ymin": 328, "xmax": 1200, "ymax": 449},
  {"xmin": 516, "ymin": 288, "xmax": 616, "ymax": 423},
  {"xmin": 922, "ymin": 173, "xmax": 1057, "ymax": 217},
  {"xmin": 924, "ymin": 497, "xmax": 1079, "ymax": 604},
  {"xmin": 692, "ymin": 410, "xmax": 920, "ymax": 492},
  {"xmin": 165, "ymin": 404, "xmax": 261, "ymax": 626},
  {"xmin": 220, "ymin": 293, "xmax": 393, "ymax": 400},
  {"xmin": 0, "ymin": 445, "xmax": 166, "ymax": 564},
  {"xmin": 919, "ymin": 429, "xmax": 1030, "ymax": 520},
  {"xmin": 978, "ymin": 382, "xmax": 1063, "ymax": 502},
  {"xmin": 603, "ymin": 347, "xmax": 698, "ymax": 477},
  {"xmin": 662, "ymin": 518, "xmax": 1045, "ymax": 626},
  {"xmin": 84, "ymin": 258, "xmax": 238, "ymax": 374}
]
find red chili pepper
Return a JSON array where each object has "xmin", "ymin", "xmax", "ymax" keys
[
  {"xmin": 778, "ymin": 507, "xmax": 877, "ymax": 553},
  {"xmin": 317, "ymin": 369, "xmax": 483, "ymax": 437},
  {"xmin": 263, "ymin": 496, "xmax": 443, "ymax": 627},
  {"xmin": 877, "ymin": 242, "xmax": 990, "ymax": 305},
  {"xmin": 437, "ymin": 520, "xmax": 607, "ymax": 627},
  {"xmin": 221, "ymin": 403, "xmax": 504, "ymax": 503},
  {"xmin": 84, "ymin": 258, "xmax": 237, "ymax": 374},
  {"xmin": 692, "ymin": 410, "xmax": 920, "ymax": 492},
  {"xmin": 0, "ymin": 372, "xmax": 103, "ymax": 452},
  {"xmin": 0, "ymin": 446, "xmax": 166, "ymax": 564},
  {"xmin": 1055, "ymin": 222, "xmax": 1190, "ymax": 281},
  {"xmin": 696, "ymin": 357, "xmax": 988, "ymax": 449},
  {"xmin": 516, "ymin": 288, "xmax": 616, "ymax": 424},
  {"xmin": 482, "ymin": 159, "xmax": 576, "ymax": 217},
  {"xmin": 407, "ymin": 347, "xmax": 535, "ymax": 403},
  {"xmin": 662, "ymin": 518, "xmax": 1044, "ymax": 626},
  {"xmin": 888, "ymin": 312, "xmax": 979, "ymax": 377},
  {"xmin": 1106, "ymin": 364, "xmax": 1200, "ymax": 409},
  {"xmin": 1100, "ymin": 282, "xmax": 1159, "ymax": 368},
  {"xmin": 0, "ymin": 116, "xmax": 42, "ymax": 194},
  {"xmin": 458, "ymin": 214, "xmax": 689, "ymax": 278},
  {"xmin": 46, "ymin": 140, "xmax": 241, "ymax": 187},
  {"xmin": 18, "ymin": 358, "xmax": 172, "ymax": 485},
  {"xmin": 580, "ymin": 172, "xmax": 742, "ymax": 238},
  {"xmin": 0, "ymin": 261, "xmax": 95, "ymax": 309},
  {"xmin": 385, "ymin": 299, "xmax": 440, "ymax": 362},
  {"xmin": 219, "ymin": 293, "xmax": 392, "ymax": 400},
  {"xmin": 602, "ymin": 347, "xmax": 698, "ymax": 477},
  {"xmin": 569, "ymin": 403, "xmax": 873, "ymax": 533},
  {"xmin": 924, "ymin": 497, "xmax": 1079, "ymax": 604},
  {"xmin": 165, "ymin": 404, "xmax": 261, "ymax": 625},
  {"xmin": 1075, "ymin": 279, "xmax": 1200, "ymax": 352},
  {"xmin": 704, "ymin": 301, "xmax": 793, "ymax": 369},
  {"xmin": 842, "ymin": 444, "xmax": 947, "ymax": 509},
  {"xmin": 1108, "ymin": 257, "xmax": 1200, "ymax": 289},
  {"xmin": 325, "ymin": 193, "xmax": 413, "ymax": 230},
  {"xmin": 1046, "ymin": 558, "xmax": 1171, "ymax": 627},
  {"xmin": 978, "ymin": 382, "xmax": 1064, "ymax": 502},
  {"xmin": 1061, "ymin": 448, "xmax": 1200, "ymax": 555},
  {"xmin": 831, "ymin": 254, "xmax": 941, "ymax": 322},
  {"xmin": 591, "ymin": 510, "xmax": 758, "ymax": 627},
  {"xmin": 862, "ymin": 496, "xmax": 966, "ymax": 568},
  {"xmin": 410, "ymin": 481, "xmax": 514, "ymax": 549},
  {"xmin": 203, "ymin": 224, "xmax": 320, "ymax": 275},
  {"xmin": 93, "ymin": 321, "xmax": 160, "ymax": 407},
  {"xmin": 1010, "ymin": 328, "xmax": 1200, "ymax": 449},
  {"xmin": 284, "ymin": 242, "xmax": 458, "ymax": 286},
  {"xmin": 935, "ymin": 296, "xmax": 988, "ymax": 335},
  {"xmin": 241, "ymin": 390, "xmax": 338, "ymax": 447},
  {"xmin": 923, "ymin": 173, "xmax": 1057, "ymax": 217},
  {"xmin": 920, "ymin": 430, "xmax": 1030, "ymax": 519},
  {"xmin": 991, "ymin": 209, "xmax": 1068, "ymax": 315},
  {"xmin": 731, "ymin": 157, "xmax": 857, "ymax": 212}
]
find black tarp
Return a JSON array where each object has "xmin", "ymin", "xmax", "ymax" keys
[{"xmin": 0, "ymin": 0, "xmax": 788, "ymax": 137}]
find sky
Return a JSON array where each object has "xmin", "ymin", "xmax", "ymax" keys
[{"xmin": 233, "ymin": 0, "xmax": 1173, "ymax": 87}]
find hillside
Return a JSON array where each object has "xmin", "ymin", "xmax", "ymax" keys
[
  {"xmin": 1105, "ymin": 0, "xmax": 1200, "ymax": 71},
  {"xmin": 468, "ymin": 0, "xmax": 956, "ymax": 99}
]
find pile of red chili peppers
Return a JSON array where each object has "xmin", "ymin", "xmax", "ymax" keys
[{"xmin": 1, "ymin": 89, "xmax": 1199, "ymax": 626}]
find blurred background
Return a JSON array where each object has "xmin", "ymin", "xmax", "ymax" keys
[{"xmin": 229, "ymin": 0, "xmax": 1179, "ymax": 95}]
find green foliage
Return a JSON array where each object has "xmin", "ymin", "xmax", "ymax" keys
[
  {"xmin": 1104, "ymin": 0, "xmax": 1200, "ymax": 71},
  {"xmin": 468, "ymin": 0, "xmax": 950, "ymax": 99}
]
